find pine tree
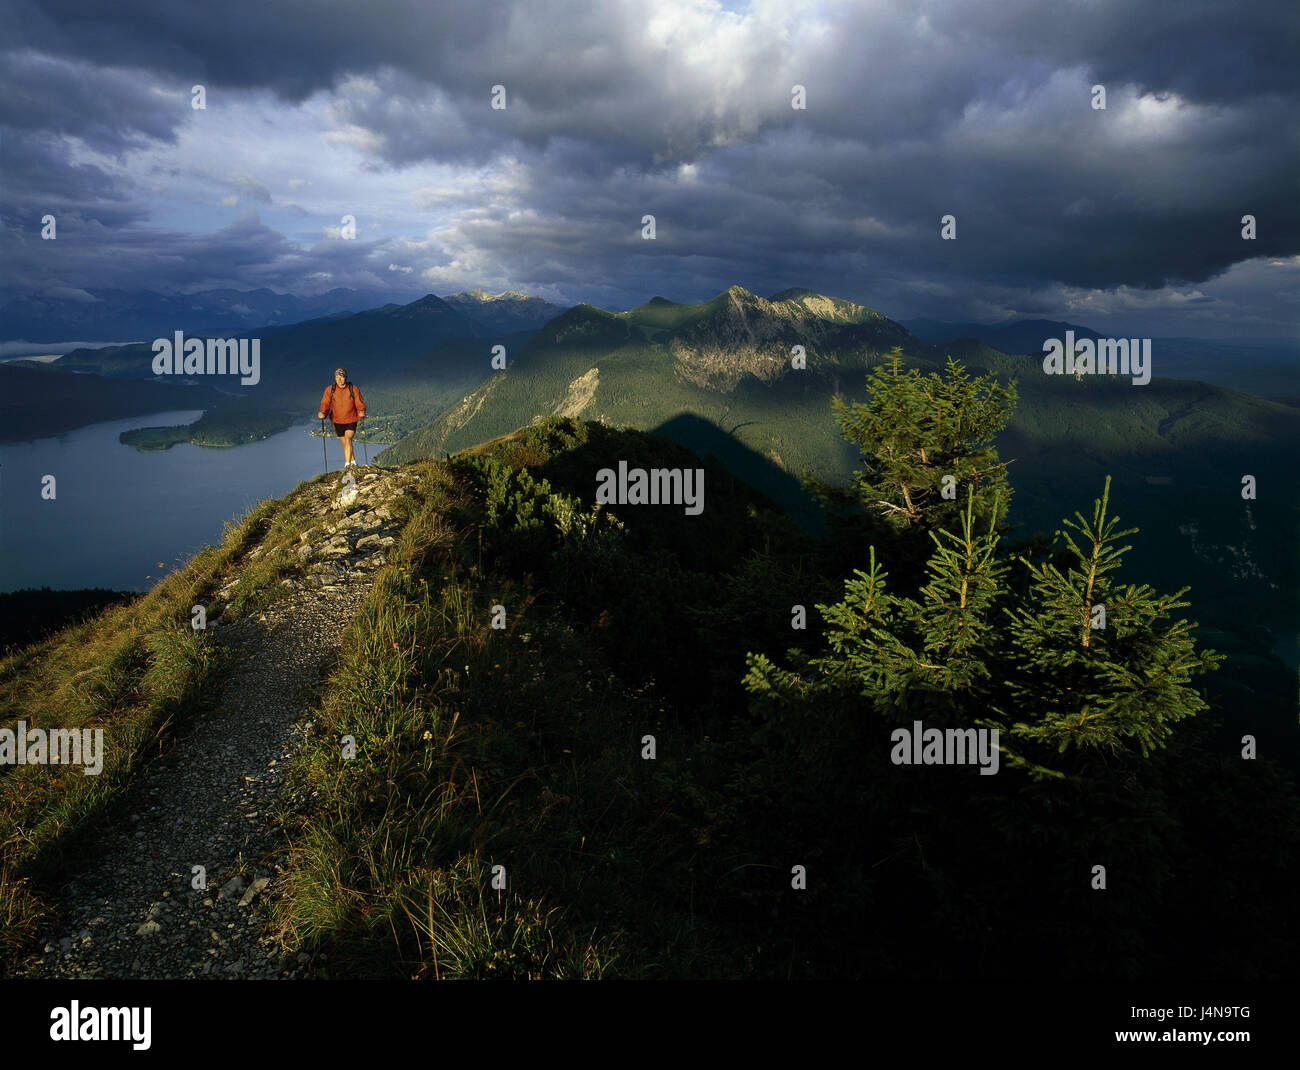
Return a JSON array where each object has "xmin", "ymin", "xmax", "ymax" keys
[
  {"xmin": 999, "ymin": 475, "xmax": 1223, "ymax": 760},
  {"xmin": 749, "ymin": 373, "xmax": 1221, "ymax": 780},
  {"xmin": 812, "ymin": 488, "xmax": 1005, "ymax": 718},
  {"xmin": 830, "ymin": 347, "xmax": 1017, "ymax": 539}
]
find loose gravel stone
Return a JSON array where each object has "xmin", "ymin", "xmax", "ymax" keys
[{"xmin": 217, "ymin": 876, "xmax": 246, "ymax": 902}]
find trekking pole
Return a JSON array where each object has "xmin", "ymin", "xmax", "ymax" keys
[
  {"xmin": 321, "ymin": 417, "xmax": 328, "ymax": 474},
  {"xmin": 362, "ymin": 421, "xmax": 369, "ymax": 466}
]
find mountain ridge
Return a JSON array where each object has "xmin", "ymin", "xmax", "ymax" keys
[
  {"xmin": 1, "ymin": 287, "xmax": 567, "ymax": 352},
  {"xmin": 0, "ymin": 286, "xmax": 427, "ymax": 346}
]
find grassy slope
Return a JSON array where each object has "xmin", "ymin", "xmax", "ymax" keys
[
  {"xmin": 0, "ymin": 589, "xmax": 135, "ymax": 653},
  {"xmin": 274, "ymin": 421, "xmax": 826, "ymax": 978},
  {"xmin": 211, "ymin": 419, "xmax": 1300, "ymax": 977}
]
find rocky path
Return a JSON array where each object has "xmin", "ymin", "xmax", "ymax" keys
[{"xmin": 17, "ymin": 467, "xmax": 417, "ymax": 980}]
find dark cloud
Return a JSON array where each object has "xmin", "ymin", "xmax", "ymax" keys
[
  {"xmin": 0, "ymin": 50, "xmax": 182, "ymax": 148},
  {"xmin": 3, "ymin": 0, "xmax": 505, "ymax": 102}
]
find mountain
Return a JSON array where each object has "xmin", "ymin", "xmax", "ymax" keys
[
  {"xmin": 1, "ymin": 285, "xmax": 567, "ymax": 351},
  {"xmin": 380, "ymin": 284, "xmax": 969, "ymax": 481},
  {"xmin": 440, "ymin": 289, "xmax": 565, "ymax": 333},
  {"xmin": 0, "ymin": 287, "xmax": 426, "ymax": 347},
  {"xmin": 1127, "ymin": 336, "xmax": 1299, "ymax": 399},
  {"xmin": 381, "ymin": 285, "xmax": 1299, "ymax": 491}
]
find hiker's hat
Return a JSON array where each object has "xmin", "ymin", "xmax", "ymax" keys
[{"xmin": 334, "ymin": 366, "xmax": 347, "ymax": 379}]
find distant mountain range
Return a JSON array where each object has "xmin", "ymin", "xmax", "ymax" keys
[
  {"xmin": 382, "ymin": 284, "xmax": 919, "ymax": 480},
  {"xmin": 440, "ymin": 289, "xmax": 566, "ymax": 334},
  {"xmin": 900, "ymin": 317, "xmax": 1107, "ymax": 353},
  {"xmin": 0, "ymin": 287, "xmax": 411, "ymax": 346},
  {"xmin": 0, "ymin": 286, "xmax": 565, "ymax": 348}
]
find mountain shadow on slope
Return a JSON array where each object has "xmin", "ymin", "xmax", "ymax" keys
[{"xmin": 647, "ymin": 412, "xmax": 824, "ymax": 534}]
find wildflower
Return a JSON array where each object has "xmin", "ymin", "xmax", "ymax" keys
[{"xmin": 422, "ymin": 730, "xmax": 432, "ymax": 741}]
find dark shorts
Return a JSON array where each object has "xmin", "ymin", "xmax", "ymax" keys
[{"xmin": 333, "ymin": 421, "xmax": 357, "ymax": 437}]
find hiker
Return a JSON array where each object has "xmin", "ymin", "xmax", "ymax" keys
[{"xmin": 318, "ymin": 367, "xmax": 367, "ymax": 468}]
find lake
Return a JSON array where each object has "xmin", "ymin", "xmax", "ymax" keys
[{"xmin": 0, "ymin": 411, "xmax": 389, "ymax": 592}]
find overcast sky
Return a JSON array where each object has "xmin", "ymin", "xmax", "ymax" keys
[{"xmin": 2, "ymin": 0, "xmax": 1296, "ymax": 336}]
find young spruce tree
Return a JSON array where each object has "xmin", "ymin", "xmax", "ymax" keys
[
  {"xmin": 999, "ymin": 475, "xmax": 1223, "ymax": 762},
  {"xmin": 830, "ymin": 347, "xmax": 1017, "ymax": 539},
  {"xmin": 747, "ymin": 359, "xmax": 1221, "ymax": 780}
]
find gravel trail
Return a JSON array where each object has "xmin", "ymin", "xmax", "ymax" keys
[{"xmin": 16, "ymin": 468, "xmax": 414, "ymax": 980}]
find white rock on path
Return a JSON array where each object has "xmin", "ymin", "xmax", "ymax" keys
[{"xmin": 238, "ymin": 877, "xmax": 270, "ymax": 908}]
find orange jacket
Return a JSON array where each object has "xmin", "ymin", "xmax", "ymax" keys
[{"xmin": 319, "ymin": 382, "xmax": 366, "ymax": 423}]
